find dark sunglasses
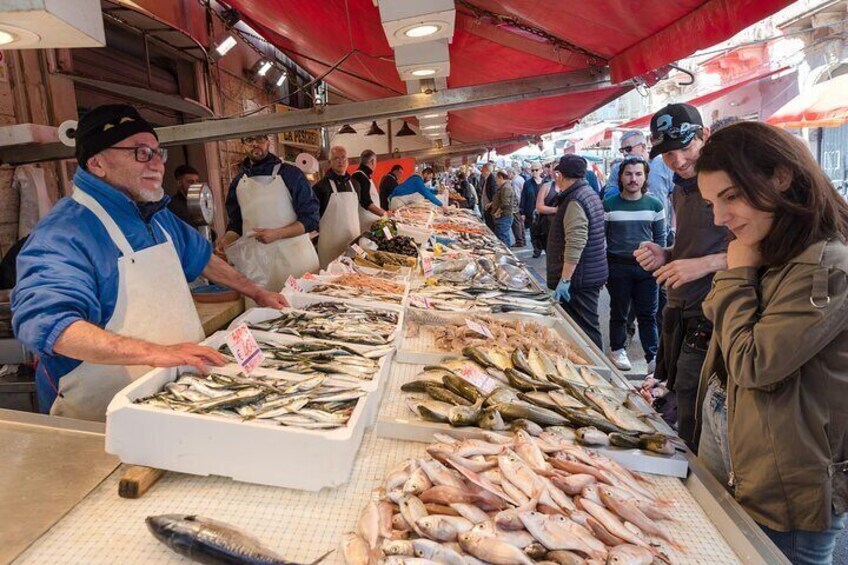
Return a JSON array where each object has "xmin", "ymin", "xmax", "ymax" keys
[
  {"xmin": 106, "ymin": 145, "xmax": 168, "ymax": 163},
  {"xmin": 619, "ymin": 142, "xmax": 646, "ymax": 154}
]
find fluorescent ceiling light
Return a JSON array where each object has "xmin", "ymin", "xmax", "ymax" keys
[
  {"xmin": 422, "ymin": 125, "xmax": 443, "ymax": 130},
  {"xmin": 405, "ymin": 24, "xmax": 440, "ymax": 38},
  {"xmin": 420, "ymin": 113, "xmax": 441, "ymax": 119},
  {"xmin": 257, "ymin": 61, "xmax": 272, "ymax": 76},
  {"xmin": 276, "ymin": 73, "xmax": 287, "ymax": 87},
  {"xmin": 214, "ymin": 35, "xmax": 237, "ymax": 57},
  {"xmin": 411, "ymin": 68, "xmax": 436, "ymax": 77}
]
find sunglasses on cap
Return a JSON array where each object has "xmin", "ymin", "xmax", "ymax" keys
[
  {"xmin": 241, "ymin": 135, "xmax": 269, "ymax": 144},
  {"xmin": 619, "ymin": 142, "xmax": 646, "ymax": 154},
  {"xmin": 650, "ymin": 123, "xmax": 702, "ymax": 146}
]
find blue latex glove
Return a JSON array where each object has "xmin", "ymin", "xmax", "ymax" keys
[{"xmin": 555, "ymin": 279, "xmax": 571, "ymax": 303}]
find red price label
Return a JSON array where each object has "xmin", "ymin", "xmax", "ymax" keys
[
  {"xmin": 225, "ymin": 323, "xmax": 266, "ymax": 375},
  {"xmin": 458, "ymin": 364, "xmax": 498, "ymax": 394},
  {"xmin": 422, "ymin": 255, "xmax": 434, "ymax": 278},
  {"xmin": 285, "ymin": 275, "xmax": 303, "ymax": 293},
  {"xmin": 303, "ymin": 272, "xmax": 319, "ymax": 281}
]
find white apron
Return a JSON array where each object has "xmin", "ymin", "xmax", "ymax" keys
[
  {"xmin": 389, "ymin": 191, "xmax": 427, "ymax": 211},
  {"xmin": 50, "ymin": 187, "xmax": 205, "ymax": 422},
  {"xmin": 353, "ymin": 170, "xmax": 382, "ymax": 232},
  {"xmin": 316, "ymin": 178, "xmax": 360, "ymax": 269},
  {"xmin": 235, "ymin": 163, "xmax": 319, "ymax": 292}
]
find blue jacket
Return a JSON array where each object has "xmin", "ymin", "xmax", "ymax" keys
[
  {"xmin": 225, "ymin": 153, "xmax": 320, "ymax": 234},
  {"xmin": 604, "ymin": 155, "xmax": 675, "ymax": 216},
  {"xmin": 521, "ymin": 178, "xmax": 542, "ymax": 217},
  {"xmin": 12, "ymin": 168, "xmax": 212, "ymax": 412},
  {"xmin": 390, "ymin": 175, "xmax": 443, "ymax": 206}
]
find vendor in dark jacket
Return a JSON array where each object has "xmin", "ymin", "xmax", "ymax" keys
[
  {"xmin": 378, "ymin": 164, "xmax": 403, "ymax": 210},
  {"xmin": 546, "ymin": 154, "xmax": 608, "ymax": 350}
]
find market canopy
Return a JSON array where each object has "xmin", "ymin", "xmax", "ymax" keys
[
  {"xmin": 617, "ymin": 67, "xmax": 788, "ymax": 131},
  {"xmin": 222, "ymin": 0, "xmax": 794, "ymax": 148},
  {"xmin": 767, "ymin": 73, "xmax": 848, "ymax": 128}
]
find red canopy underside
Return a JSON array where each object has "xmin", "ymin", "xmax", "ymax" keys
[
  {"xmin": 767, "ymin": 74, "xmax": 848, "ymax": 129},
  {"xmin": 225, "ymin": 0, "xmax": 794, "ymax": 146}
]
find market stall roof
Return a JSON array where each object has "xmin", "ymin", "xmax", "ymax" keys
[
  {"xmin": 766, "ymin": 73, "xmax": 848, "ymax": 128},
  {"xmin": 222, "ymin": 0, "xmax": 794, "ymax": 146},
  {"xmin": 617, "ymin": 67, "xmax": 789, "ymax": 130}
]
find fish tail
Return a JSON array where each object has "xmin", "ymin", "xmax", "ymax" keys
[{"xmin": 305, "ymin": 549, "xmax": 334, "ymax": 565}]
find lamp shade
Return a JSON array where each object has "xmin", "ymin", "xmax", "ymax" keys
[
  {"xmin": 366, "ymin": 121, "xmax": 386, "ymax": 136},
  {"xmin": 396, "ymin": 121, "xmax": 416, "ymax": 136},
  {"xmin": 337, "ymin": 124, "xmax": 357, "ymax": 134}
]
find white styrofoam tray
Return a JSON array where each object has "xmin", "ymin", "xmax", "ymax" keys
[
  {"xmin": 284, "ymin": 274, "xmax": 409, "ymax": 306},
  {"xmin": 228, "ymin": 292, "xmax": 406, "ymax": 350},
  {"xmin": 105, "ymin": 362, "xmax": 370, "ymax": 492},
  {"xmin": 375, "ymin": 363, "xmax": 689, "ymax": 478},
  {"xmin": 396, "ymin": 307, "xmax": 600, "ymax": 369},
  {"xmin": 202, "ymin": 330, "xmax": 392, "ymax": 426}
]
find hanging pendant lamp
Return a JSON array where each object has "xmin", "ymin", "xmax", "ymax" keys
[
  {"xmin": 337, "ymin": 124, "xmax": 357, "ymax": 134},
  {"xmin": 395, "ymin": 121, "xmax": 416, "ymax": 137},
  {"xmin": 365, "ymin": 120, "xmax": 386, "ymax": 136}
]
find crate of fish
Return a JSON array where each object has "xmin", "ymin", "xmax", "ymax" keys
[
  {"xmin": 374, "ymin": 360, "xmax": 689, "ymax": 478},
  {"xmin": 105, "ymin": 362, "xmax": 370, "ymax": 491},
  {"xmin": 202, "ymin": 330, "xmax": 394, "ymax": 426},
  {"xmin": 229, "ymin": 295, "xmax": 405, "ymax": 350},
  {"xmin": 285, "ymin": 273, "xmax": 410, "ymax": 306},
  {"xmin": 396, "ymin": 308, "xmax": 598, "ymax": 369}
]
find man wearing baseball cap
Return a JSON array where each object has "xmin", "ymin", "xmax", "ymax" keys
[
  {"xmin": 12, "ymin": 104, "xmax": 287, "ymax": 421},
  {"xmin": 634, "ymin": 103, "xmax": 729, "ymax": 450},
  {"xmin": 546, "ymin": 154, "xmax": 608, "ymax": 349}
]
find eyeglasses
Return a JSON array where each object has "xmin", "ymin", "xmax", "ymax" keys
[
  {"xmin": 330, "ymin": 156, "xmax": 348, "ymax": 162},
  {"xmin": 650, "ymin": 123, "xmax": 702, "ymax": 146},
  {"xmin": 106, "ymin": 145, "xmax": 168, "ymax": 163},
  {"xmin": 241, "ymin": 135, "xmax": 269, "ymax": 145},
  {"xmin": 531, "ymin": 169, "xmax": 541, "ymax": 172},
  {"xmin": 619, "ymin": 143, "xmax": 646, "ymax": 154}
]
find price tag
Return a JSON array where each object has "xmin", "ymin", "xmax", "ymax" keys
[
  {"xmin": 422, "ymin": 255, "xmax": 434, "ymax": 279},
  {"xmin": 225, "ymin": 323, "xmax": 266, "ymax": 375},
  {"xmin": 383, "ymin": 226, "xmax": 393, "ymax": 240},
  {"xmin": 303, "ymin": 272, "xmax": 319, "ymax": 281},
  {"xmin": 409, "ymin": 295, "xmax": 431, "ymax": 309},
  {"xmin": 465, "ymin": 318, "xmax": 494, "ymax": 339},
  {"xmin": 351, "ymin": 243, "xmax": 367, "ymax": 258},
  {"xmin": 427, "ymin": 211, "xmax": 434, "ymax": 226},
  {"xmin": 458, "ymin": 363, "xmax": 499, "ymax": 394},
  {"xmin": 285, "ymin": 275, "xmax": 303, "ymax": 293}
]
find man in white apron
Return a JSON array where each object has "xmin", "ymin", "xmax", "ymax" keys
[
  {"xmin": 312, "ymin": 146, "xmax": 361, "ymax": 269},
  {"xmin": 216, "ymin": 134, "xmax": 320, "ymax": 292},
  {"xmin": 350, "ymin": 149, "xmax": 386, "ymax": 233},
  {"xmin": 11, "ymin": 104, "xmax": 288, "ymax": 421}
]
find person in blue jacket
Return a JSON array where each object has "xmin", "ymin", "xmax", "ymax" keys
[
  {"xmin": 12, "ymin": 104, "xmax": 287, "ymax": 421},
  {"xmin": 388, "ymin": 168, "xmax": 443, "ymax": 210}
]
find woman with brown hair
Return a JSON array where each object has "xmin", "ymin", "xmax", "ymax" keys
[{"xmin": 696, "ymin": 121, "xmax": 848, "ymax": 565}]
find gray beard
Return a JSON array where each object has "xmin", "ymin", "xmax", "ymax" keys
[{"xmin": 135, "ymin": 185, "xmax": 165, "ymax": 202}]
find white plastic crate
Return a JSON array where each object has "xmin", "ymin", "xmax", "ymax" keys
[
  {"xmin": 284, "ymin": 274, "xmax": 409, "ymax": 306},
  {"xmin": 104, "ymin": 364, "xmax": 369, "ymax": 491}
]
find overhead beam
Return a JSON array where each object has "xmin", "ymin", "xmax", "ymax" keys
[
  {"xmin": 0, "ymin": 68, "xmax": 616, "ymax": 165},
  {"xmin": 377, "ymin": 135, "xmax": 536, "ymax": 162}
]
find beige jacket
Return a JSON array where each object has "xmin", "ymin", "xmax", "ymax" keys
[{"xmin": 699, "ymin": 239, "xmax": 848, "ymax": 532}]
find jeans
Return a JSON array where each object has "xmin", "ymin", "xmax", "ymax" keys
[
  {"xmin": 697, "ymin": 375, "xmax": 731, "ymax": 487},
  {"xmin": 607, "ymin": 262, "xmax": 659, "ymax": 361},
  {"xmin": 561, "ymin": 286, "xmax": 603, "ymax": 351},
  {"xmin": 760, "ymin": 514, "xmax": 847, "ymax": 565},
  {"xmin": 511, "ymin": 213, "xmax": 526, "ymax": 246},
  {"xmin": 493, "ymin": 215, "xmax": 513, "ymax": 246},
  {"xmin": 675, "ymin": 341, "xmax": 708, "ymax": 451}
]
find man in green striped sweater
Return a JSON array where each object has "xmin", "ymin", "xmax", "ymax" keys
[{"xmin": 604, "ymin": 157, "xmax": 666, "ymax": 372}]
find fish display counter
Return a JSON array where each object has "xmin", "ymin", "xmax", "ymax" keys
[{"xmin": 4, "ymin": 203, "xmax": 789, "ymax": 564}]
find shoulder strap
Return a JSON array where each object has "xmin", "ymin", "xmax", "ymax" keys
[{"xmin": 72, "ymin": 187, "xmax": 134, "ymax": 255}]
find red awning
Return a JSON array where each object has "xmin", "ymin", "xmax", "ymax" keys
[
  {"xmin": 223, "ymin": 0, "xmax": 794, "ymax": 145},
  {"xmin": 617, "ymin": 67, "xmax": 788, "ymax": 130},
  {"xmin": 767, "ymin": 74, "xmax": 848, "ymax": 129}
]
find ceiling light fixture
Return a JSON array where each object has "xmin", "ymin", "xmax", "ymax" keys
[
  {"xmin": 366, "ymin": 121, "xmax": 386, "ymax": 136},
  {"xmin": 422, "ymin": 125, "xmax": 443, "ymax": 130},
  {"xmin": 338, "ymin": 124, "xmax": 357, "ymax": 134},
  {"xmin": 411, "ymin": 68, "xmax": 436, "ymax": 77},
  {"xmin": 276, "ymin": 72, "xmax": 288, "ymax": 87},
  {"xmin": 420, "ymin": 113, "xmax": 441, "ymax": 119},
  {"xmin": 213, "ymin": 35, "xmax": 237, "ymax": 57},
  {"xmin": 257, "ymin": 60, "xmax": 272, "ymax": 76},
  {"xmin": 405, "ymin": 24, "xmax": 440, "ymax": 38},
  {"xmin": 396, "ymin": 121, "xmax": 416, "ymax": 137},
  {"xmin": 0, "ymin": 30, "xmax": 16, "ymax": 46}
]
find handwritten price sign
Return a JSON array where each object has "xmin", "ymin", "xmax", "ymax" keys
[{"xmin": 225, "ymin": 323, "xmax": 265, "ymax": 375}]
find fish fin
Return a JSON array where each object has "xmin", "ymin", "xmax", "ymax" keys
[{"xmin": 308, "ymin": 549, "xmax": 335, "ymax": 565}]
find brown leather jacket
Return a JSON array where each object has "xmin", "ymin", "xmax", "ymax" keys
[{"xmin": 698, "ymin": 239, "xmax": 848, "ymax": 532}]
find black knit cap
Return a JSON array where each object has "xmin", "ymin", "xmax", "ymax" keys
[
  {"xmin": 75, "ymin": 104, "xmax": 157, "ymax": 169},
  {"xmin": 554, "ymin": 154, "xmax": 587, "ymax": 179}
]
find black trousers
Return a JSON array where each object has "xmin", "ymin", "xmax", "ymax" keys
[
  {"xmin": 531, "ymin": 214, "xmax": 552, "ymax": 254},
  {"xmin": 561, "ymin": 285, "xmax": 603, "ymax": 351}
]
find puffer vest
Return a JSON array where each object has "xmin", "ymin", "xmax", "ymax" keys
[{"xmin": 546, "ymin": 179, "xmax": 608, "ymax": 289}]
